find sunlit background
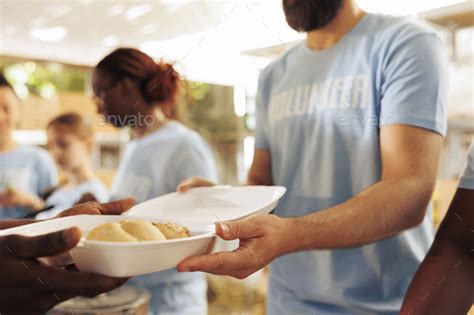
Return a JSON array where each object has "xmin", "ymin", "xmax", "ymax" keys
[{"xmin": 1, "ymin": 0, "xmax": 471, "ymax": 85}]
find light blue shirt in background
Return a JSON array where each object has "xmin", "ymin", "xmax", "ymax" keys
[
  {"xmin": 0, "ymin": 145, "xmax": 57, "ymax": 219},
  {"xmin": 458, "ymin": 140, "xmax": 474, "ymax": 190},
  {"xmin": 255, "ymin": 14, "xmax": 447, "ymax": 314},
  {"xmin": 36, "ymin": 180, "xmax": 109, "ymax": 219},
  {"xmin": 111, "ymin": 121, "xmax": 218, "ymax": 315}
]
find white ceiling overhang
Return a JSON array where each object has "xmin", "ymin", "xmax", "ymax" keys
[{"xmin": 0, "ymin": 0, "xmax": 469, "ymax": 85}]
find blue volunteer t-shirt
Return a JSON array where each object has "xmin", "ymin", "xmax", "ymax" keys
[
  {"xmin": 255, "ymin": 14, "xmax": 447, "ymax": 314},
  {"xmin": 0, "ymin": 145, "xmax": 57, "ymax": 219}
]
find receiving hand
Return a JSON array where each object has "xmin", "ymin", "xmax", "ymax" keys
[
  {"xmin": 75, "ymin": 192, "xmax": 99, "ymax": 205},
  {"xmin": 44, "ymin": 198, "xmax": 135, "ymax": 267},
  {"xmin": 177, "ymin": 214, "xmax": 294, "ymax": 279},
  {"xmin": 57, "ymin": 197, "xmax": 135, "ymax": 218},
  {"xmin": 0, "ymin": 227, "xmax": 127, "ymax": 314},
  {"xmin": 177, "ymin": 177, "xmax": 216, "ymax": 192},
  {"xmin": 0, "ymin": 198, "xmax": 135, "ymax": 232}
]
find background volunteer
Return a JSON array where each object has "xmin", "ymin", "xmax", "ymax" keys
[
  {"xmin": 93, "ymin": 48, "xmax": 218, "ymax": 314},
  {"xmin": 0, "ymin": 73, "xmax": 57, "ymax": 219}
]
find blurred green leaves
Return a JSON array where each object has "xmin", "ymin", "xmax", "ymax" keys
[{"xmin": 1, "ymin": 60, "xmax": 87, "ymax": 99}]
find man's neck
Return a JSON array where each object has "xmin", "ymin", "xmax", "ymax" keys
[{"xmin": 306, "ymin": 1, "xmax": 366, "ymax": 51}]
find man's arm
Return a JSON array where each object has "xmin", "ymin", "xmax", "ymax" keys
[
  {"xmin": 288, "ymin": 124, "xmax": 443, "ymax": 250},
  {"xmin": 177, "ymin": 125, "xmax": 445, "ymax": 278},
  {"xmin": 401, "ymin": 188, "xmax": 474, "ymax": 315},
  {"xmin": 180, "ymin": 125, "xmax": 441, "ymax": 242}
]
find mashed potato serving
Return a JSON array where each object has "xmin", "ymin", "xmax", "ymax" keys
[{"xmin": 86, "ymin": 219, "xmax": 190, "ymax": 242}]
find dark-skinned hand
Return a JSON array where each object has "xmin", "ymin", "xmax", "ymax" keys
[{"xmin": 0, "ymin": 198, "xmax": 135, "ymax": 314}]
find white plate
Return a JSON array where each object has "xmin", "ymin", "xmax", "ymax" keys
[
  {"xmin": 126, "ymin": 186, "xmax": 287, "ymax": 222},
  {"xmin": 0, "ymin": 186, "xmax": 286, "ymax": 277},
  {"xmin": 0, "ymin": 215, "xmax": 215, "ymax": 277}
]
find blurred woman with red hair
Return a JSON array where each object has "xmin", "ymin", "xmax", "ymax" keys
[{"xmin": 92, "ymin": 48, "xmax": 217, "ymax": 314}]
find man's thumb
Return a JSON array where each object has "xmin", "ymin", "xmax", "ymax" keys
[
  {"xmin": 99, "ymin": 197, "xmax": 135, "ymax": 215},
  {"xmin": 216, "ymin": 220, "xmax": 260, "ymax": 240}
]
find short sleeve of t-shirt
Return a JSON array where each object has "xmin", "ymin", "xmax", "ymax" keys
[
  {"xmin": 458, "ymin": 141, "xmax": 474, "ymax": 190},
  {"xmin": 379, "ymin": 32, "xmax": 448, "ymax": 136}
]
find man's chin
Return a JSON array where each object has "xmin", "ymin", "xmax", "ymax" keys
[{"xmin": 283, "ymin": 0, "xmax": 343, "ymax": 32}]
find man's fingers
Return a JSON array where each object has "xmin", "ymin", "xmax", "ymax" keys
[
  {"xmin": 75, "ymin": 192, "xmax": 98, "ymax": 205},
  {"xmin": 98, "ymin": 198, "xmax": 135, "ymax": 215},
  {"xmin": 177, "ymin": 177, "xmax": 215, "ymax": 192},
  {"xmin": 216, "ymin": 219, "xmax": 263, "ymax": 241},
  {"xmin": 58, "ymin": 198, "xmax": 135, "ymax": 218},
  {"xmin": 177, "ymin": 178, "xmax": 193, "ymax": 192},
  {"xmin": 177, "ymin": 251, "xmax": 247, "ymax": 276},
  {"xmin": 57, "ymin": 206, "xmax": 98, "ymax": 217},
  {"xmin": 3, "ymin": 227, "xmax": 81, "ymax": 258}
]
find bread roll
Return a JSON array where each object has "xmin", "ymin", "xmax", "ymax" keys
[
  {"xmin": 153, "ymin": 222, "xmax": 190, "ymax": 239},
  {"xmin": 86, "ymin": 220, "xmax": 189, "ymax": 242},
  {"xmin": 120, "ymin": 220, "xmax": 166, "ymax": 241},
  {"xmin": 86, "ymin": 222, "xmax": 138, "ymax": 242}
]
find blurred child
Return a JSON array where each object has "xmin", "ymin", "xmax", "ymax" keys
[
  {"xmin": 0, "ymin": 72, "xmax": 57, "ymax": 219},
  {"xmin": 36, "ymin": 112, "xmax": 109, "ymax": 219}
]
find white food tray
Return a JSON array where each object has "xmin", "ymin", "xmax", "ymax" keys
[{"xmin": 0, "ymin": 186, "xmax": 286, "ymax": 277}]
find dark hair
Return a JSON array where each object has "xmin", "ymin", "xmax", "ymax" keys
[
  {"xmin": 96, "ymin": 48, "xmax": 180, "ymax": 105},
  {"xmin": 283, "ymin": 0, "xmax": 343, "ymax": 32},
  {"xmin": 0, "ymin": 72, "xmax": 14, "ymax": 90},
  {"xmin": 47, "ymin": 112, "xmax": 94, "ymax": 142}
]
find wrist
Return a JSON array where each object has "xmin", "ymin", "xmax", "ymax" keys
[{"xmin": 279, "ymin": 217, "xmax": 304, "ymax": 254}]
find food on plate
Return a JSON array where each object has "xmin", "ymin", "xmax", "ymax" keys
[
  {"xmin": 153, "ymin": 222, "xmax": 191, "ymax": 239},
  {"xmin": 120, "ymin": 220, "xmax": 166, "ymax": 241},
  {"xmin": 86, "ymin": 222, "xmax": 139, "ymax": 242},
  {"xmin": 86, "ymin": 220, "xmax": 189, "ymax": 242}
]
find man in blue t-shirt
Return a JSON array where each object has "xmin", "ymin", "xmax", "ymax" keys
[{"xmin": 178, "ymin": 0, "xmax": 447, "ymax": 313}]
